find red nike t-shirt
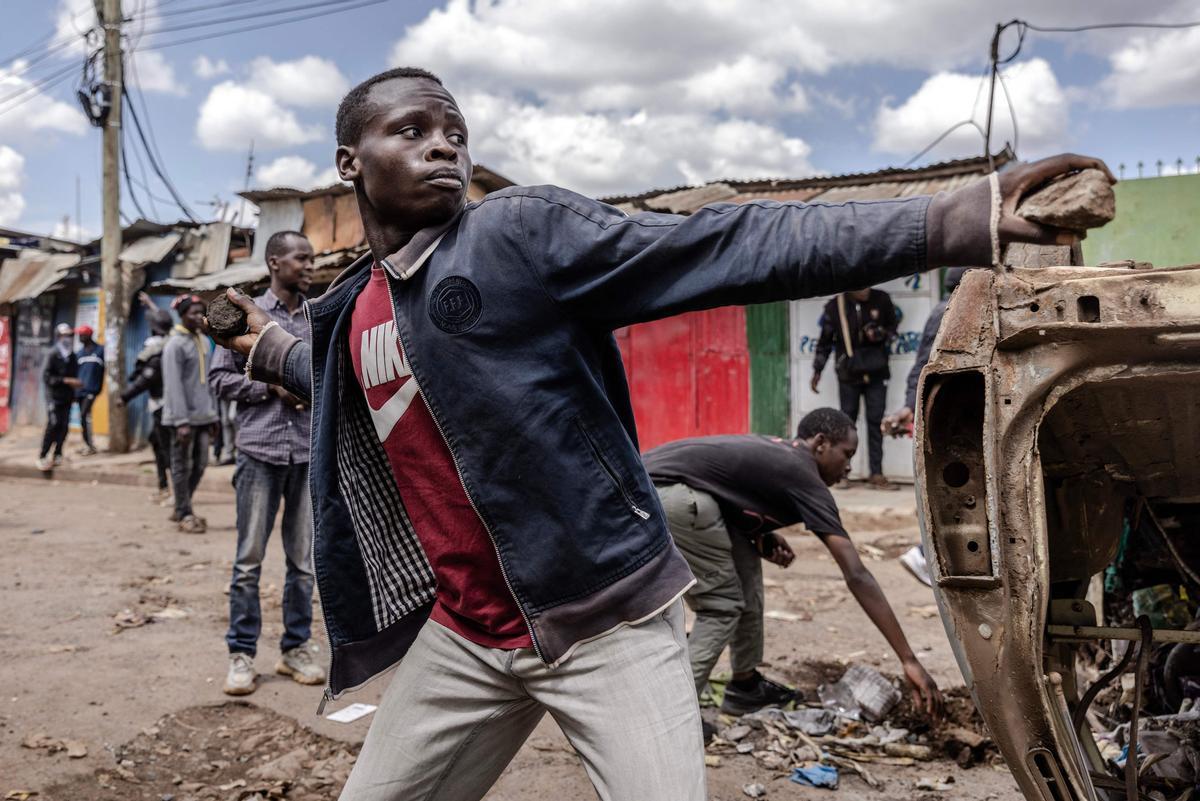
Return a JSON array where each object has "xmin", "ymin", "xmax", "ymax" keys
[{"xmin": 348, "ymin": 265, "xmax": 532, "ymax": 649}]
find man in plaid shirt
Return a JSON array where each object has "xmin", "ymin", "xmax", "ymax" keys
[{"xmin": 209, "ymin": 230, "xmax": 325, "ymax": 696}]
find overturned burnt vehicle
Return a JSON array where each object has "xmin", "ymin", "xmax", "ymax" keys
[{"xmin": 917, "ymin": 261, "xmax": 1200, "ymax": 801}]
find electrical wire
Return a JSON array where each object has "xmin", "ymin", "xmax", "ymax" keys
[
  {"xmin": 903, "ymin": 120, "xmax": 986, "ymax": 168},
  {"xmin": 0, "ymin": 60, "xmax": 80, "ymax": 117},
  {"xmin": 995, "ymin": 67, "xmax": 1019, "ymax": 156},
  {"xmin": 1022, "ymin": 19, "xmax": 1200, "ymax": 33},
  {"xmin": 124, "ymin": 51, "xmax": 172, "ymax": 179},
  {"xmin": 136, "ymin": 0, "xmax": 381, "ymax": 36},
  {"xmin": 138, "ymin": 0, "xmax": 391, "ymax": 51},
  {"xmin": 120, "ymin": 125, "xmax": 152, "ymax": 221},
  {"xmin": 122, "ymin": 85, "xmax": 199, "ymax": 222},
  {"xmin": 131, "ymin": 0, "xmax": 293, "ymax": 20}
]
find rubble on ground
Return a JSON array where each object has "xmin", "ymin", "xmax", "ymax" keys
[
  {"xmin": 41, "ymin": 703, "xmax": 355, "ymax": 801},
  {"xmin": 704, "ymin": 662, "xmax": 1002, "ymax": 791}
]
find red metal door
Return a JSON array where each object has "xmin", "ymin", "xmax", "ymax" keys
[{"xmin": 616, "ymin": 307, "xmax": 749, "ymax": 451}]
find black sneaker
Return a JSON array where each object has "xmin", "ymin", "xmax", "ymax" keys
[{"xmin": 720, "ymin": 671, "xmax": 797, "ymax": 715}]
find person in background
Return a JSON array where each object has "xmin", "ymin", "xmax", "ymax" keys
[
  {"xmin": 73, "ymin": 325, "xmax": 104, "ymax": 456},
  {"xmin": 811, "ymin": 286, "xmax": 899, "ymax": 490},
  {"xmin": 162, "ymin": 294, "xmax": 218, "ymax": 533},
  {"xmin": 882, "ymin": 267, "xmax": 971, "ymax": 587},
  {"xmin": 643, "ymin": 409, "xmax": 941, "ymax": 724},
  {"xmin": 37, "ymin": 323, "xmax": 81, "ymax": 471},
  {"xmin": 209, "ymin": 230, "xmax": 323, "ymax": 697},
  {"xmin": 118, "ymin": 293, "xmax": 175, "ymax": 504}
]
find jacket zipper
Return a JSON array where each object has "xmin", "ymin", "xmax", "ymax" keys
[
  {"xmin": 574, "ymin": 420, "xmax": 651, "ymax": 520},
  {"xmin": 301, "ymin": 299, "xmax": 336, "ymax": 716},
  {"xmin": 384, "ymin": 275, "xmax": 545, "ymax": 662}
]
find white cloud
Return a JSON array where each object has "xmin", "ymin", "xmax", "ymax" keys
[
  {"xmin": 0, "ymin": 61, "xmax": 89, "ymax": 140},
  {"xmin": 872, "ymin": 58, "xmax": 1068, "ymax": 160},
  {"xmin": 129, "ymin": 50, "xmax": 184, "ymax": 95},
  {"xmin": 255, "ymin": 155, "xmax": 341, "ymax": 189},
  {"xmin": 247, "ymin": 56, "xmax": 349, "ymax": 108},
  {"xmin": 0, "ymin": 146, "xmax": 27, "ymax": 226},
  {"xmin": 460, "ymin": 92, "xmax": 813, "ymax": 196},
  {"xmin": 194, "ymin": 56, "xmax": 230, "ymax": 79},
  {"xmin": 1103, "ymin": 27, "xmax": 1200, "ymax": 109},
  {"xmin": 196, "ymin": 81, "xmax": 323, "ymax": 151}
]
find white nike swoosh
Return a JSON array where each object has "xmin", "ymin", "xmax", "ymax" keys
[{"xmin": 366, "ymin": 379, "xmax": 419, "ymax": 441}]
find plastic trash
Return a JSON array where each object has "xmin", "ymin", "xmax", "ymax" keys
[
  {"xmin": 791, "ymin": 764, "xmax": 839, "ymax": 790},
  {"xmin": 783, "ymin": 708, "xmax": 837, "ymax": 736},
  {"xmin": 1131, "ymin": 584, "xmax": 1192, "ymax": 628},
  {"xmin": 819, "ymin": 664, "xmax": 902, "ymax": 722},
  {"xmin": 742, "ymin": 783, "xmax": 767, "ymax": 798}
]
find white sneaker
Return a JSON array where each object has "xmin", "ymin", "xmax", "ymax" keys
[
  {"xmin": 223, "ymin": 652, "xmax": 256, "ymax": 696},
  {"xmin": 36, "ymin": 456, "xmax": 52, "ymax": 472},
  {"xmin": 900, "ymin": 545, "xmax": 933, "ymax": 587},
  {"xmin": 276, "ymin": 642, "xmax": 326, "ymax": 686}
]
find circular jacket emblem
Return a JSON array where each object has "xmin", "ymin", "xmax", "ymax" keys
[{"xmin": 428, "ymin": 275, "xmax": 483, "ymax": 334}]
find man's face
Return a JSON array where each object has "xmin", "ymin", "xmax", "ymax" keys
[
  {"xmin": 80, "ymin": 334, "xmax": 93, "ymax": 346},
  {"xmin": 814, "ymin": 430, "xmax": 858, "ymax": 486},
  {"xmin": 337, "ymin": 78, "xmax": 472, "ymax": 231},
  {"xmin": 181, "ymin": 303, "xmax": 205, "ymax": 331},
  {"xmin": 57, "ymin": 334, "xmax": 73, "ymax": 349},
  {"xmin": 269, "ymin": 235, "xmax": 315, "ymax": 294}
]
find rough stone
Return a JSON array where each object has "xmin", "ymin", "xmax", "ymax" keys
[
  {"xmin": 1018, "ymin": 168, "xmax": 1115, "ymax": 230},
  {"xmin": 204, "ymin": 295, "xmax": 248, "ymax": 339}
]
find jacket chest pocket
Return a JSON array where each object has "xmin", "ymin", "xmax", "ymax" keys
[{"xmin": 574, "ymin": 417, "xmax": 651, "ymax": 521}]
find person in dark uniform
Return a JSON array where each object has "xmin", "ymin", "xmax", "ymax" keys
[
  {"xmin": 811, "ymin": 287, "xmax": 899, "ymax": 489},
  {"xmin": 37, "ymin": 323, "xmax": 81, "ymax": 471}
]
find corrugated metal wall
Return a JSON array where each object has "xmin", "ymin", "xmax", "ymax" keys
[{"xmin": 746, "ymin": 301, "xmax": 790, "ymax": 437}]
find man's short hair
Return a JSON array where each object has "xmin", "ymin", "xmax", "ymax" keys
[
  {"xmin": 796, "ymin": 407, "xmax": 855, "ymax": 443},
  {"xmin": 265, "ymin": 230, "xmax": 306, "ymax": 263},
  {"xmin": 336, "ymin": 67, "xmax": 444, "ymax": 147}
]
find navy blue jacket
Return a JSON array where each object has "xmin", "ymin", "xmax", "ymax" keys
[
  {"xmin": 75, "ymin": 342, "xmax": 105, "ymax": 397},
  {"xmin": 249, "ymin": 184, "xmax": 983, "ymax": 699}
]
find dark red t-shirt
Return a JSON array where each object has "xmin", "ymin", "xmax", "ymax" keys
[{"xmin": 348, "ymin": 266, "xmax": 532, "ymax": 649}]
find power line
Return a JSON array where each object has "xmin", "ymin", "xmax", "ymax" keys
[
  {"xmin": 903, "ymin": 120, "xmax": 986, "ymax": 168},
  {"xmin": 120, "ymin": 124, "xmax": 152, "ymax": 221},
  {"xmin": 122, "ymin": 85, "xmax": 198, "ymax": 222},
  {"xmin": 996, "ymin": 68, "xmax": 1018, "ymax": 157},
  {"xmin": 136, "ymin": 0, "xmax": 381, "ymax": 36},
  {"xmin": 0, "ymin": 60, "xmax": 80, "ymax": 117},
  {"xmin": 1021, "ymin": 19, "xmax": 1200, "ymax": 33},
  {"xmin": 133, "ymin": 0, "xmax": 293, "ymax": 20},
  {"xmin": 138, "ymin": 0, "xmax": 391, "ymax": 51}
]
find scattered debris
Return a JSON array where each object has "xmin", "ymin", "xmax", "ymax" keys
[
  {"xmin": 704, "ymin": 755, "xmax": 722, "ymax": 768},
  {"xmin": 790, "ymin": 764, "xmax": 839, "ymax": 789},
  {"xmin": 916, "ymin": 775, "xmax": 957, "ymax": 791},
  {"xmin": 324, "ymin": 703, "xmax": 376, "ymax": 724},
  {"xmin": 43, "ymin": 703, "xmax": 357, "ymax": 801},
  {"xmin": 818, "ymin": 664, "xmax": 902, "ymax": 722},
  {"xmin": 741, "ymin": 782, "xmax": 767, "ymax": 798},
  {"xmin": 908, "ymin": 604, "xmax": 940, "ymax": 620},
  {"xmin": 20, "ymin": 733, "xmax": 87, "ymax": 759},
  {"xmin": 781, "ymin": 708, "xmax": 836, "ymax": 736},
  {"xmin": 764, "ymin": 609, "xmax": 812, "ymax": 623}
]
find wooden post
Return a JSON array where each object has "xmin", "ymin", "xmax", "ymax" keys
[{"xmin": 97, "ymin": 0, "xmax": 129, "ymax": 452}]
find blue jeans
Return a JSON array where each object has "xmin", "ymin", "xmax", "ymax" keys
[{"xmin": 225, "ymin": 453, "xmax": 314, "ymax": 657}]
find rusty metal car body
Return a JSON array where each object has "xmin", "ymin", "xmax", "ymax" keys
[{"xmin": 916, "ymin": 262, "xmax": 1200, "ymax": 801}]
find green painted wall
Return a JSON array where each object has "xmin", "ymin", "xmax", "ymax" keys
[
  {"xmin": 1082, "ymin": 174, "xmax": 1200, "ymax": 268},
  {"xmin": 746, "ymin": 301, "xmax": 790, "ymax": 436}
]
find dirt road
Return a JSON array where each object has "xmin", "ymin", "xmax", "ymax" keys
[{"xmin": 1, "ymin": 475, "xmax": 1024, "ymax": 800}]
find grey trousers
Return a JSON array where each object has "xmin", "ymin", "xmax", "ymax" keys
[
  {"xmin": 339, "ymin": 602, "xmax": 705, "ymax": 801},
  {"xmin": 657, "ymin": 483, "xmax": 764, "ymax": 693},
  {"xmin": 168, "ymin": 427, "xmax": 210, "ymax": 519}
]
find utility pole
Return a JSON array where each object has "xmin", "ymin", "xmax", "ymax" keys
[
  {"xmin": 97, "ymin": 0, "xmax": 129, "ymax": 452},
  {"xmin": 238, "ymin": 138, "xmax": 254, "ymax": 226}
]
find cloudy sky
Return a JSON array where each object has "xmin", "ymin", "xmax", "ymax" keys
[{"xmin": 1, "ymin": 0, "xmax": 1198, "ymax": 238}]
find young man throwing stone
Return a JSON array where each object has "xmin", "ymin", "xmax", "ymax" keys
[{"xmin": 212, "ymin": 66, "xmax": 1110, "ymax": 801}]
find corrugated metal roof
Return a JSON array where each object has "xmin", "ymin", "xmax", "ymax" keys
[
  {"xmin": 151, "ymin": 261, "xmax": 267, "ymax": 292},
  {"xmin": 601, "ymin": 147, "xmax": 1015, "ymax": 207},
  {"xmin": 0, "ymin": 251, "xmax": 82, "ymax": 303},
  {"xmin": 119, "ymin": 232, "xmax": 181, "ymax": 267},
  {"xmin": 173, "ymin": 223, "xmax": 233, "ymax": 279}
]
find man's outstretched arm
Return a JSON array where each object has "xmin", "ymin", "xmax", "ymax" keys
[
  {"xmin": 821, "ymin": 532, "xmax": 943, "ymax": 720},
  {"xmin": 522, "ymin": 154, "xmax": 1112, "ymax": 329}
]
